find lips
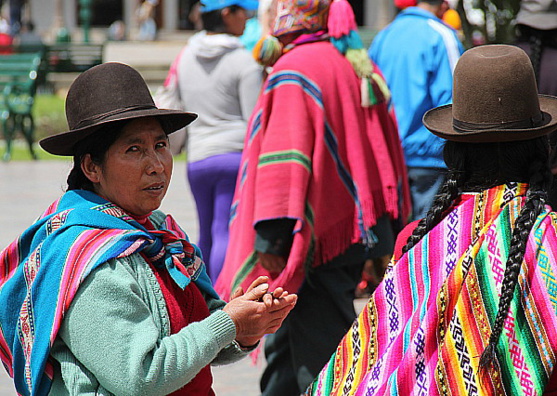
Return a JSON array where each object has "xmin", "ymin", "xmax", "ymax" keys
[{"xmin": 144, "ymin": 182, "xmax": 165, "ymax": 191}]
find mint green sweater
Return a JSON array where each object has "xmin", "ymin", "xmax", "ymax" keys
[{"xmin": 48, "ymin": 213, "xmax": 248, "ymax": 396}]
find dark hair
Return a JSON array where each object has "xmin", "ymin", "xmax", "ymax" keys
[
  {"xmin": 402, "ymin": 136, "xmax": 552, "ymax": 367},
  {"xmin": 66, "ymin": 121, "xmax": 128, "ymax": 191},
  {"xmin": 201, "ymin": 5, "xmax": 242, "ymax": 33}
]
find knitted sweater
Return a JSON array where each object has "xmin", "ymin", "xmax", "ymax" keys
[{"xmin": 48, "ymin": 212, "xmax": 248, "ymax": 396}]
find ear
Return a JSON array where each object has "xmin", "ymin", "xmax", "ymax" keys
[{"xmin": 81, "ymin": 154, "xmax": 102, "ymax": 184}]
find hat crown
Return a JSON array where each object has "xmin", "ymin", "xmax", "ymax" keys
[
  {"xmin": 452, "ymin": 45, "xmax": 541, "ymax": 127},
  {"xmin": 65, "ymin": 62, "xmax": 156, "ymax": 131}
]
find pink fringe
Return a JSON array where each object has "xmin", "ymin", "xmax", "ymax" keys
[{"xmin": 327, "ymin": 0, "xmax": 358, "ymax": 39}]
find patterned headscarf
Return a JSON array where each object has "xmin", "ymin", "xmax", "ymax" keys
[
  {"xmin": 253, "ymin": 0, "xmax": 391, "ymax": 107},
  {"xmin": 272, "ymin": 0, "xmax": 330, "ymax": 37}
]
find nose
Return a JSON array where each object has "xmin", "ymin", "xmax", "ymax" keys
[{"xmin": 145, "ymin": 151, "xmax": 165, "ymax": 174}]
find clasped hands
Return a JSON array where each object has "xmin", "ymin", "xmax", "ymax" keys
[{"xmin": 222, "ymin": 276, "xmax": 297, "ymax": 348}]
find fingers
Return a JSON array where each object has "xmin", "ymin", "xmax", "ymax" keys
[
  {"xmin": 230, "ymin": 286, "xmax": 244, "ymax": 300},
  {"xmin": 245, "ymin": 276, "xmax": 270, "ymax": 293},
  {"xmin": 243, "ymin": 282, "xmax": 270, "ymax": 301},
  {"xmin": 262, "ymin": 291, "xmax": 297, "ymax": 310}
]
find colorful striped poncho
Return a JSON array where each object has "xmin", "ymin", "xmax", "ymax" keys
[
  {"xmin": 215, "ymin": 40, "xmax": 410, "ymax": 297},
  {"xmin": 0, "ymin": 190, "xmax": 215, "ymax": 396},
  {"xmin": 307, "ymin": 183, "xmax": 557, "ymax": 395}
]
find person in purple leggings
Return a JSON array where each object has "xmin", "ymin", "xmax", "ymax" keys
[
  {"xmin": 187, "ymin": 153, "xmax": 242, "ymax": 279},
  {"xmin": 176, "ymin": 0, "xmax": 263, "ymax": 281}
]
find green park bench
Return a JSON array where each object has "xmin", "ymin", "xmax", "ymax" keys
[
  {"xmin": 47, "ymin": 42, "xmax": 104, "ymax": 73},
  {"xmin": 0, "ymin": 52, "xmax": 43, "ymax": 161}
]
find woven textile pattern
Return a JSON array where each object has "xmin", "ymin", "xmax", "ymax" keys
[{"xmin": 307, "ymin": 183, "xmax": 557, "ymax": 395}]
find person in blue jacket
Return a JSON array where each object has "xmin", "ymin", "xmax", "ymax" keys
[{"xmin": 370, "ymin": 0, "xmax": 464, "ymax": 221}]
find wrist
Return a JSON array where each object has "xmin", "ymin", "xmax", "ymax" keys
[{"xmin": 232, "ymin": 339, "xmax": 260, "ymax": 352}]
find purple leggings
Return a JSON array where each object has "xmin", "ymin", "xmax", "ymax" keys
[{"xmin": 187, "ymin": 152, "xmax": 241, "ymax": 282}]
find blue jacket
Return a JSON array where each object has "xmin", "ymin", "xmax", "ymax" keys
[{"xmin": 370, "ymin": 7, "xmax": 464, "ymax": 168}]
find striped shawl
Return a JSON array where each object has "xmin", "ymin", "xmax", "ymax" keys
[
  {"xmin": 307, "ymin": 183, "xmax": 557, "ymax": 395},
  {"xmin": 0, "ymin": 190, "xmax": 215, "ymax": 396}
]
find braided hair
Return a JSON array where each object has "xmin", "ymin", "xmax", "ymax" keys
[{"xmin": 401, "ymin": 136, "xmax": 552, "ymax": 367}]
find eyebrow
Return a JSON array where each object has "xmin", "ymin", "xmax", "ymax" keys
[{"xmin": 124, "ymin": 133, "xmax": 168, "ymax": 144}]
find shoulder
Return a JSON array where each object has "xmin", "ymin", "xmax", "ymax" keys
[{"xmin": 393, "ymin": 220, "xmax": 421, "ymax": 261}]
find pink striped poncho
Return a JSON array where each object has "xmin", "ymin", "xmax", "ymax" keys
[
  {"xmin": 307, "ymin": 183, "xmax": 557, "ymax": 395},
  {"xmin": 215, "ymin": 40, "xmax": 410, "ymax": 297}
]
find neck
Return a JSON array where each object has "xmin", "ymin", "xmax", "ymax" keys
[{"xmin": 417, "ymin": 2, "xmax": 443, "ymax": 18}]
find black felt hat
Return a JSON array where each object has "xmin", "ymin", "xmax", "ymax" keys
[{"xmin": 40, "ymin": 62, "xmax": 197, "ymax": 156}]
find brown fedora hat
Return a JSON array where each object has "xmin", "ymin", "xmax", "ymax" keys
[
  {"xmin": 423, "ymin": 44, "xmax": 557, "ymax": 143},
  {"xmin": 39, "ymin": 62, "xmax": 197, "ymax": 156}
]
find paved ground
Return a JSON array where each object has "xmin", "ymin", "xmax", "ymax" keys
[{"xmin": 0, "ymin": 160, "xmax": 367, "ymax": 395}]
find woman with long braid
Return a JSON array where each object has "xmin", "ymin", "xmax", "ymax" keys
[{"xmin": 306, "ymin": 45, "xmax": 557, "ymax": 395}]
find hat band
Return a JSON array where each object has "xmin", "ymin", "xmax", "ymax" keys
[
  {"xmin": 453, "ymin": 112, "xmax": 544, "ymax": 133},
  {"xmin": 74, "ymin": 104, "xmax": 157, "ymax": 130}
]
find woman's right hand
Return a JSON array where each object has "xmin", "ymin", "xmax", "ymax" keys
[{"xmin": 222, "ymin": 276, "xmax": 297, "ymax": 348}]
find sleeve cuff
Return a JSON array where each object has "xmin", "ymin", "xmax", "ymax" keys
[{"xmin": 206, "ymin": 310, "xmax": 237, "ymax": 350}]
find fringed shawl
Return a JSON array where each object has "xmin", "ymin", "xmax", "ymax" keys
[
  {"xmin": 307, "ymin": 183, "xmax": 557, "ymax": 395},
  {"xmin": 216, "ymin": 41, "xmax": 410, "ymax": 297},
  {"xmin": 0, "ymin": 190, "xmax": 215, "ymax": 396}
]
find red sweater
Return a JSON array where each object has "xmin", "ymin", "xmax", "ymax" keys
[{"xmin": 138, "ymin": 214, "xmax": 214, "ymax": 395}]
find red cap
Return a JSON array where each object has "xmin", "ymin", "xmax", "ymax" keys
[{"xmin": 394, "ymin": 0, "xmax": 416, "ymax": 9}]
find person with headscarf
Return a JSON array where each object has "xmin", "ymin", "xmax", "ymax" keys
[{"xmin": 215, "ymin": 0, "xmax": 410, "ymax": 393}]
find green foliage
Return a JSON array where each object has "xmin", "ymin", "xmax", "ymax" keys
[
  {"xmin": 0, "ymin": 93, "xmax": 66, "ymax": 160},
  {"xmin": 33, "ymin": 93, "xmax": 67, "ymax": 141},
  {"xmin": 457, "ymin": 0, "xmax": 521, "ymax": 48}
]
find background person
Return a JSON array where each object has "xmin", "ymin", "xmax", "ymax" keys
[
  {"xmin": 514, "ymin": 0, "xmax": 557, "ymax": 207},
  {"xmin": 177, "ymin": 0, "xmax": 262, "ymax": 282},
  {"xmin": 369, "ymin": 0, "xmax": 464, "ymax": 221},
  {"xmin": 307, "ymin": 44, "xmax": 557, "ymax": 395},
  {"xmin": 0, "ymin": 62, "xmax": 296, "ymax": 396},
  {"xmin": 216, "ymin": 0, "xmax": 410, "ymax": 393}
]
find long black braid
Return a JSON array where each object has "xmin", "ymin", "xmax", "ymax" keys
[
  {"xmin": 401, "ymin": 137, "xmax": 552, "ymax": 368},
  {"xmin": 479, "ymin": 142, "xmax": 552, "ymax": 368},
  {"xmin": 402, "ymin": 168, "xmax": 463, "ymax": 254}
]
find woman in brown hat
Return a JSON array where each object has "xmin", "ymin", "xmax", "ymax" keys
[
  {"xmin": 0, "ymin": 62, "xmax": 296, "ymax": 396},
  {"xmin": 306, "ymin": 44, "xmax": 557, "ymax": 395}
]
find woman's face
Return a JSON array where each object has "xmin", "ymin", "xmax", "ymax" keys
[{"xmin": 82, "ymin": 117, "xmax": 173, "ymax": 217}]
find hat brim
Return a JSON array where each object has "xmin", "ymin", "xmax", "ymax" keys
[
  {"xmin": 39, "ymin": 108, "xmax": 197, "ymax": 156},
  {"xmin": 423, "ymin": 95, "xmax": 557, "ymax": 143}
]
